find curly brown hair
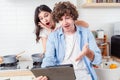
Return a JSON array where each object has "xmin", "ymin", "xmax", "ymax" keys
[{"xmin": 52, "ymin": 1, "xmax": 78, "ymax": 23}]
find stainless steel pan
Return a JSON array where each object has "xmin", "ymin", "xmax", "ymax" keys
[
  {"xmin": 3, "ymin": 55, "xmax": 17, "ymax": 64},
  {"xmin": 0, "ymin": 51, "xmax": 25, "ymax": 64},
  {"xmin": 31, "ymin": 53, "xmax": 44, "ymax": 62}
]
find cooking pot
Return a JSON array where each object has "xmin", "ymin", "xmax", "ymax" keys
[
  {"xmin": 2, "ymin": 55, "xmax": 18, "ymax": 64},
  {"xmin": 31, "ymin": 53, "xmax": 44, "ymax": 62},
  {"xmin": 0, "ymin": 51, "xmax": 25, "ymax": 64}
]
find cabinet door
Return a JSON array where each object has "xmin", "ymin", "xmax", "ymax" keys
[
  {"xmin": 10, "ymin": 76, "xmax": 35, "ymax": 80},
  {"xmin": 0, "ymin": 77, "xmax": 11, "ymax": 80}
]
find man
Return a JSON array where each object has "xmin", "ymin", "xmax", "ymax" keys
[{"xmin": 36, "ymin": 1, "xmax": 102, "ymax": 80}]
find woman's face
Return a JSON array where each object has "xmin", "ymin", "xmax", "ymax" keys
[{"xmin": 38, "ymin": 11, "xmax": 53, "ymax": 29}]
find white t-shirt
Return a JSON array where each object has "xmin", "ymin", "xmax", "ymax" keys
[
  {"xmin": 39, "ymin": 23, "xmax": 60, "ymax": 38},
  {"xmin": 62, "ymin": 32, "xmax": 92, "ymax": 80},
  {"xmin": 39, "ymin": 29, "xmax": 49, "ymax": 38}
]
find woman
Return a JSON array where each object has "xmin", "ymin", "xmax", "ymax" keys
[
  {"xmin": 34, "ymin": 5, "xmax": 55, "ymax": 53},
  {"xmin": 34, "ymin": 5, "xmax": 89, "ymax": 53}
]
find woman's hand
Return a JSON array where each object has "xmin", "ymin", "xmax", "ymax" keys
[
  {"xmin": 38, "ymin": 22, "xmax": 48, "ymax": 30},
  {"xmin": 38, "ymin": 22, "xmax": 52, "ymax": 34},
  {"xmin": 35, "ymin": 76, "xmax": 48, "ymax": 80}
]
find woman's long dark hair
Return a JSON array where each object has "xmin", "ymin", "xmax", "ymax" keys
[{"xmin": 34, "ymin": 5, "xmax": 52, "ymax": 42}]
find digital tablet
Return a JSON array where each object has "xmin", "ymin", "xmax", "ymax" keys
[{"xmin": 31, "ymin": 64, "xmax": 76, "ymax": 80}]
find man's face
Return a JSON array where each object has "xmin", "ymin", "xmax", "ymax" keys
[{"xmin": 59, "ymin": 15, "xmax": 75, "ymax": 33}]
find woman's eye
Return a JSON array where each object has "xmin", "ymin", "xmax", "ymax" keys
[{"xmin": 45, "ymin": 14, "xmax": 48, "ymax": 17}]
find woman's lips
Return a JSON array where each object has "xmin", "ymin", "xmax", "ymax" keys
[{"xmin": 46, "ymin": 22, "xmax": 50, "ymax": 25}]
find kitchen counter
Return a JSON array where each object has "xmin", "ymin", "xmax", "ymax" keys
[
  {"xmin": 1, "ymin": 56, "xmax": 120, "ymax": 79},
  {"xmin": 0, "ymin": 70, "xmax": 33, "ymax": 77},
  {"xmin": 95, "ymin": 56, "xmax": 120, "ymax": 80},
  {"xmin": 0, "ymin": 60, "xmax": 34, "ymax": 77},
  {"xmin": 102, "ymin": 56, "xmax": 120, "ymax": 63}
]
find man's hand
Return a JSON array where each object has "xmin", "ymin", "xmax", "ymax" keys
[
  {"xmin": 75, "ymin": 43, "xmax": 89, "ymax": 61},
  {"xmin": 35, "ymin": 76, "xmax": 48, "ymax": 80},
  {"xmin": 75, "ymin": 43, "xmax": 94, "ymax": 61}
]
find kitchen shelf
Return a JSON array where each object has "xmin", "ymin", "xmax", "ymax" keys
[
  {"xmin": 98, "ymin": 45, "xmax": 106, "ymax": 48},
  {"xmin": 96, "ymin": 35, "xmax": 108, "ymax": 56},
  {"xmin": 82, "ymin": 3, "xmax": 120, "ymax": 8},
  {"xmin": 96, "ymin": 38, "xmax": 106, "ymax": 40}
]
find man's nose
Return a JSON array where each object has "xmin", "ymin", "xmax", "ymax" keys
[{"xmin": 63, "ymin": 19, "xmax": 67, "ymax": 24}]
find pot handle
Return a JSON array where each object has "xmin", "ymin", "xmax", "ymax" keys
[
  {"xmin": 16, "ymin": 51, "xmax": 25, "ymax": 59},
  {"xmin": 0, "ymin": 56, "xmax": 3, "ymax": 64}
]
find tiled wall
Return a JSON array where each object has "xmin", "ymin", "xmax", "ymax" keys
[
  {"xmin": 0, "ymin": 0, "xmax": 120, "ymax": 59},
  {"xmin": 0, "ymin": 0, "xmax": 76, "ymax": 59}
]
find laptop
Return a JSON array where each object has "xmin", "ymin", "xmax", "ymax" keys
[{"xmin": 31, "ymin": 64, "xmax": 76, "ymax": 80}]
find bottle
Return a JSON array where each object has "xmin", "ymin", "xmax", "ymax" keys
[
  {"xmin": 107, "ymin": 0, "xmax": 113, "ymax": 2},
  {"xmin": 87, "ymin": 0, "xmax": 92, "ymax": 3},
  {"xmin": 116, "ymin": 0, "xmax": 120, "ymax": 3},
  {"xmin": 97, "ymin": 29, "xmax": 104, "ymax": 39},
  {"xmin": 96, "ymin": 0, "xmax": 103, "ymax": 3}
]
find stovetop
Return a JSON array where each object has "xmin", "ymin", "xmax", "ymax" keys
[{"xmin": 0, "ymin": 60, "xmax": 41, "ymax": 71}]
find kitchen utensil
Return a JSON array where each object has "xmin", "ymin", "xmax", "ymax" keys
[
  {"xmin": 31, "ymin": 53, "xmax": 44, "ymax": 62},
  {"xmin": 16, "ymin": 51, "xmax": 25, "ymax": 59},
  {"xmin": 3, "ymin": 55, "xmax": 17, "ymax": 64},
  {"xmin": 0, "ymin": 51, "xmax": 25, "ymax": 64}
]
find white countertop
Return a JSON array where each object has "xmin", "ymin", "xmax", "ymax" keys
[{"xmin": 0, "ymin": 60, "xmax": 34, "ymax": 77}]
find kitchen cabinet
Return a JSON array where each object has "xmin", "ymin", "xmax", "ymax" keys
[
  {"xmin": 82, "ymin": 3, "xmax": 120, "ymax": 8},
  {"xmin": 0, "ymin": 76, "xmax": 35, "ymax": 80},
  {"xmin": 11, "ymin": 76, "xmax": 35, "ymax": 80},
  {"xmin": 0, "ymin": 77, "xmax": 10, "ymax": 80},
  {"xmin": 96, "ymin": 35, "xmax": 108, "ymax": 56},
  {"xmin": 0, "ymin": 69, "xmax": 35, "ymax": 80},
  {"xmin": 0, "ymin": 60, "xmax": 38, "ymax": 80}
]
